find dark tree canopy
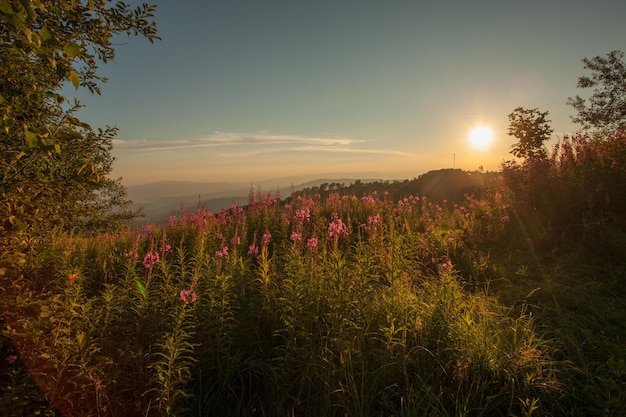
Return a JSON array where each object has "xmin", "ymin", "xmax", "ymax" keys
[
  {"xmin": 1, "ymin": 1, "xmax": 158, "ymax": 268},
  {"xmin": 567, "ymin": 50, "xmax": 626, "ymax": 134},
  {"xmin": 507, "ymin": 107, "xmax": 554, "ymax": 160}
]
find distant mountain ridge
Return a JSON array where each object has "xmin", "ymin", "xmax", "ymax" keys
[
  {"xmin": 126, "ymin": 181, "xmax": 244, "ymax": 202},
  {"xmin": 127, "ymin": 175, "xmax": 387, "ymax": 224},
  {"xmin": 125, "ymin": 170, "xmax": 492, "ymax": 224}
]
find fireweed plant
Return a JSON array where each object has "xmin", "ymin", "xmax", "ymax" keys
[{"xmin": 2, "ymin": 184, "xmax": 579, "ymax": 416}]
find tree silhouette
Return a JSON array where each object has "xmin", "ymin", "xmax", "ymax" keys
[{"xmin": 507, "ymin": 107, "xmax": 553, "ymax": 160}]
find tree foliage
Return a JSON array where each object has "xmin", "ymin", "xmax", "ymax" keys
[
  {"xmin": 567, "ymin": 50, "xmax": 626, "ymax": 134},
  {"xmin": 1, "ymin": 1, "xmax": 158, "ymax": 270},
  {"xmin": 503, "ymin": 52, "xmax": 626, "ymax": 250},
  {"xmin": 507, "ymin": 107, "xmax": 553, "ymax": 160}
]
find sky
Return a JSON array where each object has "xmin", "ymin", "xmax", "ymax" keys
[{"xmin": 67, "ymin": 0, "xmax": 626, "ymax": 186}]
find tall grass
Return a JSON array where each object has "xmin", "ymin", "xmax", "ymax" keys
[{"xmin": 0, "ymin": 184, "xmax": 595, "ymax": 416}]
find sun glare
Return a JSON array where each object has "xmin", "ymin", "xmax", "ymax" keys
[{"xmin": 468, "ymin": 125, "xmax": 495, "ymax": 150}]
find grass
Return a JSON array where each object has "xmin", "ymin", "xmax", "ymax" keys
[{"xmin": 1, "ymin": 182, "xmax": 625, "ymax": 416}]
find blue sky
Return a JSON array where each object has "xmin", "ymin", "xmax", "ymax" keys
[{"xmin": 69, "ymin": 0, "xmax": 626, "ymax": 185}]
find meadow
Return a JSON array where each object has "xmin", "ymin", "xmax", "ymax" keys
[{"xmin": 3, "ymin": 131, "xmax": 626, "ymax": 416}]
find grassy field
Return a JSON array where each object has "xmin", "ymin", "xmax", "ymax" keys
[{"xmin": 2, "ymin": 173, "xmax": 626, "ymax": 416}]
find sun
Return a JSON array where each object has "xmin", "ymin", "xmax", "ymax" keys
[{"xmin": 468, "ymin": 125, "xmax": 495, "ymax": 150}]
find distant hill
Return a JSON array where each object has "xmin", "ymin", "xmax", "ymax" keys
[
  {"xmin": 127, "ymin": 176, "xmax": 385, "ymax": 224},
  {"xmin": 126, "ymin": 181, "xmax": 245, "ymax": 202},
  {"xmin": 125, "ymin": 170, "xmax": 492, "ymax": 224},
  {"xmin": 287, "ymin": 169, "xmax": 492, "ymax": 205}
]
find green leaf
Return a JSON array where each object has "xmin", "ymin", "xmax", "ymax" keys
[
  {"xmin": 0, "ymin": 92, "xmax": 5, "ymax": 104},
  {"xmin": 0, "ymin": 1, "xmax": 14, "ymax": 15},
  {"xmin": 24, "ymin": 129, "xmax": 38, "ymax": 147},
  {"xmin": 63, "ymin": 42, "xmax": 81, "ymax": 58},
  {"xmin": 68, "ymin": 69, "xmax": 80, "ymax": 89},
  {"xmin": 40, "ymin": 26, "xmax": 52, "ymax": 42},
  {"xmin": 135, "ymin": 276, "xmax": 146, "ymax": 297}
]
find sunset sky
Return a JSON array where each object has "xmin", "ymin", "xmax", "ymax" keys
[{"xmin": 68, "ymin": 0, "xmax": 626, "ymax": 186}]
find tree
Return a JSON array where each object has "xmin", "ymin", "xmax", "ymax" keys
[
  {"xmin": 567, "ymin": 50, "xmax": 626, "ymax": 134},
  {"xmin": 1, "ymin": 1, "xmax": 158, "ymax": 267},
  {"xmin": 507, "ymin": 107, "xmax": 553, "ymax": 160}
]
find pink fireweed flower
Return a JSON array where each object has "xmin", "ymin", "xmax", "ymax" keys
[
  {"xmin": 502, "ymin": 215, "xmax": 510, "ymax": 223},
  {"xmin": 125, "ymin": 250, "xmax": 139, "ymax": 260},
  {"xmin": 439, "ymin": 260, "xmax": 454, "ymax": 274},
  {"xmin": 248, "ymin": 243, "xmax": 259, "ymax": 257},
  {"xmin": 215, "ymin": 246, "xmax": 229, "ymax": 258},
  {"xmin": 367, "ymin": 213, "xmax": 382, "ymax": 227},
  {"xmin": 290, "ymin": 232, "xmax": 302, "ymax": 243},
  {"xmin": 231, "ymin": 236, "xmax": 241, "ymax": 245},
  {"xmin": 179, "ymin": 288, "xmax": 197, "ymax": 305},
  {"xmin": 167, "ymin": 215, "xmax": 177, "ymax": 228},
  {"xmin": 306, "ymin": 237, "xmax": 318, "ymax": 251},
  {"xmin": 142, "ymin": 251, "xmax": 160, "ymax": 268},
  {"xmin": 293, "ymin": 207, "xmax": 311, "ymax": 223},
  {"xmin": 327, "ymin": 213, "xmax": 348, "ymax": 240},
  {"xmin": 262, "ymin": 231, "xmax": 272, "ymax": 246},
  {"xmin": 361, "ymin": 195, "xmax": 377, "ymax": 206},
  {"xmin": 160, "ymin": 244, "xmax": 172, "ymax": 253}
]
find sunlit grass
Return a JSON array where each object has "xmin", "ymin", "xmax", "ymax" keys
[{"xmin": 2, "ymin": 172, "xmax": 626, "ymax": 416}]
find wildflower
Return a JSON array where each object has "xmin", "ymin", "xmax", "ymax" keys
[
  {"xmin": 215, "ymin": 246, "xmax": 229, "ymax": 258},
  {"xmin": 293, "ymin": 207, "xmax": 311, "ymax": 223},
  {"xmin": 502, "ymin": 215, "xmax": 510, "ymax": 222},
  {"xmin": 125, "ymin": 250, "xmax": 139, "ymax": 260},
  {"xmin": 306, "ymin": 237, "xmax": 318, "ymax": 250},
  {"xmin": 68, "ymin": 272, "xmax": 80, "ymax": 281},
  {"xmin": 290, "ymin": 232, "xmax": 302, "ymax": 242},
  {"xmin": 439, "ymin": 260, "xmax": 454, "ymax": 273},
  {"xmin": 248, "ymin": 243, "xmax": 259, "ymax": 257},
  {"xmin": 142, "ymin": 251, "xmax": 160, "ymax": 268},
  {"xmin": 167, "ymin": 215, "xmax": 177, "ymax": 227},
  {"xmin": 179, "ymin": 288, "xmax": 197, "ymax": 305},
  {"xmin": 367, "ymin": 213, "xmax": 382, "ymax": 227},
  {"xmin": 160, "ymin": 244, "xmax": 172, "ymax": 253},
  {"xmin": 327, "ymin": 213, "xmax": 348, "ymax": 239},
  {"xmin": 231, "ymin": 236, "xmax": 241, "ymax": 245},
  {"xmin": 262, "ymin": 230, "xmax": 272, "ymax": 245}
]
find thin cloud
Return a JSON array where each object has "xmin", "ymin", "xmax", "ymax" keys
[
  {"xmin": 289, "ymin": 146, "xmax": 418, "ymax": 157},
  {"xmin": 112, "ymin": 132, "xmax": 364, "ymax": 151},
  {"xmin": 215, "ymin": 146, "xmax": 419, "ymax": 159}
]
